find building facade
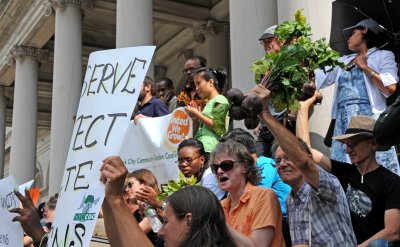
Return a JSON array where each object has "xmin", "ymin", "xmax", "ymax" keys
[{"xmin": 0, "ymin": 0, "xmax": 334, "ymax": 200}]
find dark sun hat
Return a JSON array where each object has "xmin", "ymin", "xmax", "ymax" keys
[
  {"xmin": 343, "ymin": 19, "xmax": 384, "ymax": 41},
  {"xmin": 332, "ymin": 115, "xmax": 390, "ymax": 151}
]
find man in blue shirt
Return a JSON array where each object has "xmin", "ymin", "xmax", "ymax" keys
[{"xmin": 133, "ymin": 76, "xmax": 169, "ymax": 123}]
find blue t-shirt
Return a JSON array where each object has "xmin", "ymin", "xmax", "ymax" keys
[
  {"xmin": 257, "ymin": 156, "xmax": 291, "ymax": 216},
  {"xmin": 138, "ymin": 96, "xmax": 170, "ymax": 117}
]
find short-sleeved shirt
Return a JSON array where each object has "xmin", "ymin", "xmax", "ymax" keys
[
  {"xmin": 138, "ymin": 96, "xmax": 170, "ymax": 117},
  {"xmin": 331, "ymin": 160, "xmax": 400, "ymax": 244},
  {"xmin": 221, "ymin": 183, "xmax": 285, "ymax": 247},
  {"xmin": 257, "ymin": 156, "xmax": 291, "ymax": 216},
  {"xmin": 196, "ymin": 95, "xmax": 229, "ymax": 153},
  {"xmin": 201, "ymin": 167, "xmax": 226, "ymax": 200},
  {"xmin": 286, "ymin": 166, "xmax": 357, "ymax": 246}
]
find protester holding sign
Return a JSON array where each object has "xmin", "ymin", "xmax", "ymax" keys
[{"xmin": 185, "ymin": 67, "xmax": 229, "ymax": 155}]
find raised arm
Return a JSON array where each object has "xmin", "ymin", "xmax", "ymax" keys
[
  {"xmin": 296, "ymin": 92, "xmax": 332, "ymax": 173},
  {"xmin": 252, "ymin": 85, "xmax": 320, "ymax": 189},
  {"xmin": 100, "ymin": 156, "xmax": 153, "ymax": 247}
]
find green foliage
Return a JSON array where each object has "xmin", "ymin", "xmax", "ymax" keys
[
  {"xmin": 250, "ymin": 9, "xmax": 344, "ymax": 112},
  {"xmin": 156, "ymin": 171, "xmax": 200, "ymax": 202}
]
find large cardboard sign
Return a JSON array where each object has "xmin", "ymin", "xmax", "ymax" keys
[
  {"xmin": 120, "ymin": 107, "xmax": 193, "ymax": 184},
  {"xmin": 0, "ymin": 176, "xmax": 23, "ymax": 247},
  {"xmin": 48, "ymin": 46, "xmax": 155, "ymax": 247}
]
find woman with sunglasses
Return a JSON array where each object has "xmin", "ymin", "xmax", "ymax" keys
[
  {"xmin": 176, "ymin": 138, "xmax": 226, "ymax": 200},
  {"xmin": 210, "ymin": 140, "xmax": 285, "ymax": 247},
  {"xmin": 101, "ymin": 155, "xmax": 236, "ymax": 247},
  {"xmin": 124, "ymin": 169, "xmax": 162, "ymax": 245},
  {"xmin": 184, "ymin": 67, "xmax": 229, "ymax": 156}
]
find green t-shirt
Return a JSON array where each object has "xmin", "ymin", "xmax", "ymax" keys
[{"xmin": 196, "ymin": 95, "xmax": 229, "ymax": 152}]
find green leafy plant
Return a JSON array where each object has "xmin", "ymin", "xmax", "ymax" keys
[
  {"xmin": 156, "ymin": 171, "xmax": 200, "ymax": 202},
  {"xmin": 250, "ymin": 9, "xmax": 344, "ymax": 112}
]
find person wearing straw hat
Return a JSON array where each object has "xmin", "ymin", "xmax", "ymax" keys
[{"xmin": 296, "ymin": 94, "xmax": 400, "ymax": 247}]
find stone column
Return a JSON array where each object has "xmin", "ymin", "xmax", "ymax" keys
[
  {"xmin": 116, "ymin": 0, "xmax": 154, "ymax": 76},
  {"xmin": 9, "ymin": 46, "xmax": 47, "ymax": 184},
  {"xmin": 48, "ymin": 0, "xmax": 93, "ymax": 195},
  {"xmin": 0, "ymin": 87, "xmax": 6, "ymax": 179},
  {"xmin": 229, "ymin": 0, "xmax": 278, "ymax": 128},
  {"xmin": 202, "ymin": 20, "xmax": 229, "ymax": 71}
]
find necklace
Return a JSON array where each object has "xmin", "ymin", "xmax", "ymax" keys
[{"xmin": 356, "ymin": 162, "xmax": 378, "ymax": 184}]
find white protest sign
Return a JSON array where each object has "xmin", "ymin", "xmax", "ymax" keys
[
  {"xmin": 0, "ymin": 176, "xmax": 23, "ymax": 247},
  {"xmin": 48, "ymin": 46, "xmax": 155, "ymax": 247},
  {"xmin": 120, "ymin": 107, "xmax": 193, "ymax": 184}
]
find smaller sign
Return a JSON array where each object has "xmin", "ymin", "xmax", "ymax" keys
[{"xmin": 0, "ymin": 176, "xmax": 23, "ymax": 247}]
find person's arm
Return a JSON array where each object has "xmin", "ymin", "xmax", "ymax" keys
[
  {"xmin": 136, "ymin": 186, "xmax": 163, "ymax": 209},
  {"xmin": 10, "ymin": 190, "xmax": 46, "ymax": 244},
  {"xmin": 185, "ymin": 105, "xmax": 215, "ymax": 130},
  {"xmin": 100, "ymin": 156, "xmax": 153, "ymax": 247},
  {"xmin": 252, "ymin": 85, "xmax": 320, "ymax": 189},
  {"xmin": 228, "ymin": 226, "xmax": 275, "ymax": 247},
  {"xmin": 358, "ymin": 208, "xmax": 400, "ymax": 247},
  {"xmin": 353, "ymin": 53, "xmax": 397, "ymax": 95},
  {"xmin": 296, "ymin": 92, "xmax": 332, "ymax": 173}
]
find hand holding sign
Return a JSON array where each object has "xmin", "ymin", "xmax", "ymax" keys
[
  {"xmin": 10, "ymin": 190, "xmax": 45, "ymax": 243},
  {"xmin": 100, "ymin": 156, "xmax": 128, "ymax": 199}
]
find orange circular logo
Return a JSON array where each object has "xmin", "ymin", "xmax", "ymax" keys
[{"xmin": 167, "ymin": 109, "xmax": 190, "ymax": 144}]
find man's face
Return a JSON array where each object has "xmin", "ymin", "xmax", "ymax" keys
[
  {"xmin": 342, "ymin": 136, "xmax": 376, "ymax": 165},
  {"xmin": 156, "ymin": 81, "xmax": 173, "ymax": 102},
  {"xmin": 183, "ymin": 59, "xmax": 202, "ymax": 90},
  {"xmin": 275, "ymin": 146, "xmax": 303, "ymax": 187},
  {"xmin": 138, "ymin": 84, "xmax": 149, "ymax": 102},
  {"xmin": 260, "ymin": 37, "xmax": 281, "ymax": 54}
]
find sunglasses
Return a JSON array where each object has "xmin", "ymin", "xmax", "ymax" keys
[
  {"xmin": 344, "ymin": 138, "xmax": 371, "ymax": 149},
  {"xmin": 211, "ymin": 160, "xmax": 238, "ymax": 174}
]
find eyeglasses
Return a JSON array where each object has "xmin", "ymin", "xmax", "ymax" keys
[
  {"xmin": 210, "ymin": 160, "xmax": 238, "ymax": 174},
  {"xmin": 176, "ymin": 156, "xmax": 201, "ymax": 166},
  {"xmin": 275, "ymin": 155, "xmax": 290, "ymax": 166},
  {"xmin": 344, "ymin": 138, "xmax": 371, "ymax": 149},
  {"xmin": 182, "ymin": 67, "xmax": 197, "ymax": 74}
]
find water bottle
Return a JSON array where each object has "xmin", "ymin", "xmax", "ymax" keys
[{"xmin": 145, "ymin": 204, "xmax": 163, "ymax": 233}]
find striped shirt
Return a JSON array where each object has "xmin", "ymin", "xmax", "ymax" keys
[{"xmin": 286, "ymin": 167, "xmax": 357, "ymax": 246}]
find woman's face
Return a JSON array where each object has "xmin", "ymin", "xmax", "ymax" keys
[
  {"xmin": 159, "ymin": 203, "xmax": 188, "ymax": 247},
  {"xmin": 347, "ymin": 28, "xmax": 366, "ymax": 52},
  {"xmin": 194, "ymin": 73, "xmax": 213, "ymax": 99},
  {"xmin": 213, "ymin": 153, "xmax": 246, "ymax": 192},
  {"xmin": 177, "ymin": 146, "xmax": 205, "ymax": 178},
  {"xmin": 125, "ymin": 177, "xmax": 142, "ymax": 200}
]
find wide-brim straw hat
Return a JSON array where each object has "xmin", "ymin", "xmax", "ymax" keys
[{"xmin": 332, "ymin": 115, "xmax": 390, "ymax": 151}]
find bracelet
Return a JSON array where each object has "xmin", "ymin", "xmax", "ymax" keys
[{"xmin": 33, "ymin": 233, "xmax": 48, "ymax": 247}]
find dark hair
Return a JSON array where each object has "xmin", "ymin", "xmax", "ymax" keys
[
  {"xmin": 157, "ymin": 77, "xmax": 174, "ymax": 89},
  {"xmin": 187, "ymin": 55, "xmax": 207, "ymax": 68},
  {"xmin": 45, "ymin": 193, "xmax": 59, "ymax": 210},
  {"xmin": 209, "ymin": 140, "xmax": 261, "ymax": 185},
  {"xmin": 167, "ymin": 186, "xmax": 236, "ymax": 247},
  {"xmin": 220, "ymin": 128, "xmax": 256, "ymax": 154},
  {"xmin": 356, "ymin": 27, "xmax": 383, "ymax": 48},
  {"xmin": 178, "ymin": 138, "xmax": 208, "ymax": 164},
  {"xmin": 127, "ymin": 169, "xmax": 161, "ymax": 194},
  {"xmin": 193, "ymin": 67, "xmax": 228, "ymax": 92}
]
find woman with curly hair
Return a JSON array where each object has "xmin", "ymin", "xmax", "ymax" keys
[{"xmin": 210, "ymin": 140, "xmax": 285, "ymax": 247}]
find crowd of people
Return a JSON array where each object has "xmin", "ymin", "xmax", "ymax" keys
[{"xmin": 10, "ymin": 18, "xmax": 400, "ymax": 247}]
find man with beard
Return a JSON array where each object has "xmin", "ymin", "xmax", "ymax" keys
[
  {"xmin": 132, "ymin": 76, "xmax": 169, "ymax": 123},
  {"xmin": 176, "ymin": 56, "xmax": 208, "ymax": 111}
]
